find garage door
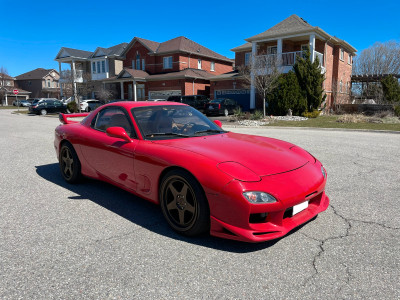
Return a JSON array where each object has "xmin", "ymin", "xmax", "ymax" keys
[
  {"xmin": 215, "ymin": 89, "xmax": 250, "ymax": 111},
  {"xmin": 149, "ymin": 90, "xmax": 181, "ymax": 100}
]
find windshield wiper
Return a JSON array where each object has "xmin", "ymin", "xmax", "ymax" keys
[
  {"xmin": 145, "ymin": 132, "xmax": 190, "ymax": 138},
  {"xmin": 194, "ymin": 129, "xmax": 226, "ymax": 134}
]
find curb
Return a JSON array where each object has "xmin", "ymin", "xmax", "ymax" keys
[{"xmin": 221, "ymin": 124, "xmax": 400, "ymax": 134}]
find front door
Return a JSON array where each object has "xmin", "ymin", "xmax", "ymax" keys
[{"xmin": 79, "ymin": 106, "xmax": 138, "ymax": 191}]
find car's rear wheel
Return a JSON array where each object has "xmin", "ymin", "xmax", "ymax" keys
[
  {"xmin": 224, "ymin": 108, "xmax": 229, "ymax": 116},
  {"xmin": 40, "ymin": 109, "xmax": 47, "ymax": 115},
  {"xmin": 160, "ymin": 169, "xmax": 210, "ymax": 236},
  {"xmin": 59, "ymin": 143, "xmax": 81, "ymax": 183}
]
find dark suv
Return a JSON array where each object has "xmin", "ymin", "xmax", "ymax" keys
[
  {"xmin": 167, "ymin": 95, "xmax": 209, "ymax": 112},
  {"xmin": 29, "ymin": 99, "xmax": 67, "ymax": 115},
  {"xmin": 205, "ymin": 98, "xmax": 240, "ymax": 116}
]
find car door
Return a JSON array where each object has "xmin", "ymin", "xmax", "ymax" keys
[{"xmin": 79, "ymin": 106, "xmax": 138, "ymax": 191}]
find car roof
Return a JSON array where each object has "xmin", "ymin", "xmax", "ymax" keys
[{"xmin": 102, "ymin": 101, "xmax": 188, "ymax": 109}]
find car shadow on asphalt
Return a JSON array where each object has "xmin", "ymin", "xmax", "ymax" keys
[{"xmin": 35, "ymin": 163, "xmax": 312, "ymax": 253}]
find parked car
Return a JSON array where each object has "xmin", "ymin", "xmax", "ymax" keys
[
  {"xmin": 55, "ymin": 102, "xmax": 329, "ymax": 243},
  {"xmin": 80, "ymin": 99, "xmax": 102, "ymax": 112},
  {"xmin": 12, "ymin": 100, "xmax": 31, "ymax": 107},
  {"xmin": 167, "ymin": 95, "xmax": 209, "ymax": 112},
  {"xmin": 29, "ymin": 99, "xmax": 67, "ymax": 115},
  {"xmin": 205, "ymin": 98, "xmax": 240, "ymax": 116}
]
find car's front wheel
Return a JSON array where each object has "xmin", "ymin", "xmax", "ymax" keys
[
  {"xmin": 59, "ymin": 143, "xmax": 82, "ymax": 183},
  {"xmin": 160, "ymin": 169, "xmax": 210, "ymax": 236},
  {"xmin": 224, "ymin": 108, "xmax": 229, "ymax": 116},
  {"xmin": 40, "ymin": 109, "xmax": 47, "ymax": 115}
]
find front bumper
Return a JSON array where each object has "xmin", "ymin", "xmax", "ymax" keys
[
  {"xmin": 210, "ymin": 192, "xmax": 329, "ymax": 242},
  {"xmin": 208, "ymin": 162, "xmax": 330, "ymax": 242}
]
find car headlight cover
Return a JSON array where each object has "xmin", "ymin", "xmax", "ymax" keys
[
  {"xmin": 321, "ymin": 166, "xmax": 326, "ymax": 178},
  {"xmin": 243, "ymin": 192, "xmax": 277, "ymax": 204}
]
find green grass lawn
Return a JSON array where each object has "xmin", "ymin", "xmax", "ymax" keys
[{"xmin": 265, "ymin": 115, "xmax": 400, "ymax": 131}]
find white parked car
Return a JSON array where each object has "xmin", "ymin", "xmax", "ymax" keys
[{"xmin": 80, "ymin": 99, "xmax": 102, "ymax": 112}]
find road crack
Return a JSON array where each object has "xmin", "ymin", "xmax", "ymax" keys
[{"xmin": 302, "ymin": 203, "xmax": 399, "ymax": 293}]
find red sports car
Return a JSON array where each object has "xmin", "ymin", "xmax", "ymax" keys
[{"xmin": 54, "ymin": 101, "xmax": 329, "ymax": 242}]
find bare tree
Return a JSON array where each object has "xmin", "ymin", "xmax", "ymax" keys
[
  {"xmin": 331, "ymin": 79, "xmax": 351, "ymax": 110},
  {"xmin": 353, "ymin": 40, "xmax": 400, "ymax": 75},
  {"xmin": 97, "ymin": 86, "xmax": 114, "ymax": 101},
  {"xmin": 0, "ymin": 66, "xmax": 10, "ymax": 106},
  {"xmin": 239, "ymin": 53, "xmax": 282, "ymax": 116}
]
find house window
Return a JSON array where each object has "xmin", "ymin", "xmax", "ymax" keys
[
  {"xmin": 92, "ymin": 62, "xmax": 96, "ymax": 74},
  {"xmin": 97, "ymin": 61, "xmax": 101, "ymax": 73},
  {"xmin": 132, "ymin": 60, "xmax": 135, "ymax": 70},
  {"xmin": 102, "ymin": 61, "xmax": 106, "ymax": 73},
  {"xmin": 47, "ymin": 80, "xmax": 51, "ymax": 87},
  {"xmin": 340, "ymin": 80, "xmax": 343, "ymax": 93},
  {"xmin": 163, "ymin": 56, "xmax": 173, "ymax": 69},
  {"xmin": 142, "ymin": 59, "xmax": 145, "ymax": 71},
  {"xmin": 340, "ymin": 48, "xmax": 344, "ymax": 61},
  {"xmin": 348, "ymin": 54, "xmax": 352, "ymax": 65},
  {"xmin": 267, "ymin": 46, "xmax": 277, "ymax": 55},
  {"xmin": 136, "ymin": 54, "xmax": 140, "ymax": 71},
  {"xmin": 198, "ymin": 59, "xmax": 202, "ymax": 69},
  {"xmin": 245, "ymin": 52, "xmax": 251, "ymax": 66},
  {"xmin": 210, "ymin": 61, "xmax": 215, "ymax": 72}
]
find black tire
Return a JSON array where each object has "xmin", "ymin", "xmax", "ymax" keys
[
  {"xmin": 160, "ymin": 169, "xmax": 210, "ymax": 236},
  {"xmin": 59, "ymin": 143, "xmax": 82, "ymax": 183},
  {"xmin": 40, "ymin": 109, "xmax": 47, "ymax": 116},
  {"xmin": 224, "ymin": 109, "xmax": 229, "ymax": 116}
]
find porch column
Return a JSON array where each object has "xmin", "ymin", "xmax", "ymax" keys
[
  {"xmin": 133, "ymin": 80, "xmax": 137, "ymax": 101},
  {"xmin": 309, "ymin": 34, "xmax": 316, "ymax": 63},
  {"xmin": 71, "ymin": 60, "xmax": 77, "ymax": 102},
  {"xmin": 250, "ymin": 42, "xmax": 257, "ymax": 110},
  {"xmin": 58, "ymin": 61, "xmax": 63, "ymax": 99},
  {"xmin": 120, "ymin": 82, "xmax": 124, "ymax": 99},
  {"xmin": 277, "ymin": 38, "xmax": 283, "ymax": 66}
]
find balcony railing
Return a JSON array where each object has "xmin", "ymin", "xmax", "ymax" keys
[
  {"xmin": 257, "ymin": 50, "xmax": 324, "ymax": 71},
  {"xmin": 59, "ymin": 70, "xmax": 84, "ymax": 83}
]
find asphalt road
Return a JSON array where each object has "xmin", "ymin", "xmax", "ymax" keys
[{"xmin": 0, "ymin": 110, "xmax": 399, "ymax": 299}]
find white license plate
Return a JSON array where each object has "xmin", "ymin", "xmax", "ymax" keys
[
  {"xmin": 208, "ymin": 105, "xmax": 214, "ymax": 109},
  {"xmin": 292, "ymin": 201, "xmax": 308, "ymax": 216}
]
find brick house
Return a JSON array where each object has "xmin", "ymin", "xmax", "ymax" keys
[
  {"xmin": 0, "ymin": 73, "xmax": 30, "ymax": 105},
  {"xmin": 15, "ymin": 68, "xmax": 60, "ymax": 99},
  {"xmin": 54, "ymin": 43, "xmax": 128, "ymax": 99},
  {"xmin": 104, "ymin": 36, "xmax": 233, "ymax": 100},
  {"xmin": 210, "ymin": 14, "xmax": 357, "ymax": 111}
]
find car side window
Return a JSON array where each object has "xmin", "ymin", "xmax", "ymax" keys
[{"xmin": 92, "ymin": 107, "xmax": 136, "ymax": 138}]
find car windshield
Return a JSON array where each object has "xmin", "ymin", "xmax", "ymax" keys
[{"xmin": 132, "ymin": 105, "xmax": 226, "ymax": 140}]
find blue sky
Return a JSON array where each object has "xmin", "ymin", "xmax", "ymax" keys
[{"xmin": 1, "ymin": 0, "xmax": 399, "ymax": 77}]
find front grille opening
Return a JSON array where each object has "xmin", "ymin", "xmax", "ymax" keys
[
  {"xmin": 283, "ymin": 207, "xmax": 293, "ymax": 219},
  {"xmin": 222, "ymin": 227, "xmax": 236, "ymax": 236},
  {"xmin": 249, "ymin": 212, "xmax": 268, "ymax": 223},
  {"xmin": 253, "ymin": 231, "xmax": 279, "ymax": 236}
]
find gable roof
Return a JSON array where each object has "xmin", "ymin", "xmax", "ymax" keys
[
  {"xmin": 56, "ymin": 47, "xmax": 93, "ymax": 60},
  {"xmin": 147, "ymin": 68, "xmax": 215, "ymax": 81},
  {"xmin": 246, "ymin": 15, "xmax": 314, "ymax": 41},
  {"xmin": 157, "ymin": 36, "xmax": 232, "ymax": 62},
  {"xmin": 122, "ymin": 36, "xmax": 232, "ymax": 63},
  {"xmin": 245, "ymin": 14, "xmax": 357, "ymax": 53},
  {"xmin": 92, "ymin": 43, "xmax": 129, "ymax": 58},
  {"xmin": 16, "ymin": 68, "xmax": 59, "ymax": 80},
  {"xmin": 0, "ymin": 73, "xmax": 15, "ymax": 80},
  {"xmin": 231, "ymin": 43, "xmax": 252, "ymax": 52}
]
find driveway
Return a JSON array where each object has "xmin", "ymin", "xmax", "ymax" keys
[{"xmin": 0, "ymin": 110, "xmax": 399, "ymax": 299}]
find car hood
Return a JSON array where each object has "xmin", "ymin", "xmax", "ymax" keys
[{"xmin": 154, "ymin": 132, "xmax": 311, "ymax": 176}]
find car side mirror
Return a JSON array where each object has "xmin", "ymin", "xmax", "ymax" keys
[
  {"xmin": 213, "ymin": 120, "xmax": 222, "ymax": 128},
  {"xmin": 106, "ymin": 127, "xmax": 132, "ymax": 142}
]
